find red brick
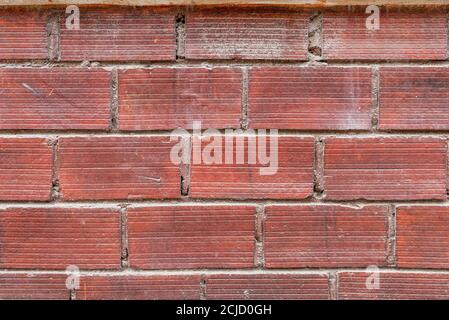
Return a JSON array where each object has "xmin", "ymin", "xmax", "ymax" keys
[
  {"xmin": 60, "ymin": 8, "xmax": 175, "ymax": 61},
  {"xmin": 58, "ymin": 137, "xmax": 180, "ymax": 200},
  {"xmin": 0, "ymin": 10, "xmax": 48, "ymax": 60},
  {"xmin": 186, "ymin": 9, "xmax": 308, "ymax": 60},
  {"xmin": 206, "ymin": 274, "xmax": 330, "ymax": 300},
  {"xmin": 397, "ymin": 206, "xmax": 449, "ymax": 269},
  {"xmin": 249, "ymin": 67, "xmax": 372, "ymax": 130},
  {"xmin": 128, "ymin": 206, "xmax": 255, "ymax": 269},
  {"xmin": 190, "ymin": 136, "xmax": 314, "ymax": 199},
  {"xmin": 379, "ymin": 67, "xmax": 449, "ymax": 130},
  {"xmin": 339, "ymin": 272, "xmax": 449, "ymax": 300},
  {"xmin": 76, "ymin": 275, "xmax": 201, "ymax": 300},
  {"xmin": 118, "ymin": 68, "xmax": 242, "ymax": 130},
  {"xmin": 324, "ymin": 137, "xmax": 447, "ymax": 200},
  {"xmin": 264, "ymin": 205, "xmax": 389, "ymax": 268},
  {"xmin": 0, "ymin": 208, "xmax": 120, "ymax": 270},
  {"xmin": 0, "ymin": 138, "xmax": 52, "ymax": 201},
  {"xmin": 0, "ymin": 274, "xmax": 69, "ymax": 300},
  {"xmin": 0, "ymin": 68, "xmax": 110, "ymax": 130},
  {"xmin": 323, "ymin": 10, "xmax": 447, "ymax": 60}
]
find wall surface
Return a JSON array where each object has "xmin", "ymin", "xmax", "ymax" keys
[{"xmin": 0, "ymin": 5, "xmax": 449, "ymax": 300}]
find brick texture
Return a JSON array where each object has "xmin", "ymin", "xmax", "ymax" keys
[
  {"xmin": 248, "ymin": 67, "xmax": 372, "ymax": 130},
  {"xmin": 0, "ymin": 138, "xmax": 52, "ymax": 201},
  {"xmin": 0, "ymin": 68, "xmax": 111, "ymax": 130},
  {"xmin": 324, "ymin": 138, "xmax": 447, "ymax": 200},
  {"xmin": 58, "ymin": 137, "xmax": 180, "ymax": 200},
  {"xmin": 118, "ymin": 68, "xmax": 242, "ymax": 130},
  {"xmin": 397, "ymin": 206, "xmax": 449, "ymax": 269},
  {"xmin": 0, "ymin": 274, "xmax": 69, "ymax": 300},
  {"xmin": 76, "ymin": 276, "xmax": 201, "ymax": 300},
  {"xmin": 264, "ymin": 205, "xmax": 389, "ymax": 268},
  {"xmin": 339, "ymin": 272, "xmax": 449, "ymax": 300},
  {"xmin": 379, "ymin": 67, "xmax": 449, "ymax": 130},
  {"xmin": 0, "ymin": 10, "xmax": 48, "ymax": 60},
  {"xmin": 0, "ymin": 208, "xmax": 121, "ymax": 269},
  {"xmin": 60, "ymin": 8, "xmax": 175, "ymax": 61},
  {"xmin": 190, "ymin": 136, "xmax": 314, "ymax": 199},
  {"xmin": 206, "ymin": 274, "xmax": 330, "ymax": 300},
  {"xmin": 323, "ymin": 10, "xmax": 447, "ymax": 60},
  {"xmin": 186, "ymin": 10, "xmax": 308, "ymax": 60},
  {"xmin": 128, "ymin": 206, "xmax": 255, "ymax": 269}
]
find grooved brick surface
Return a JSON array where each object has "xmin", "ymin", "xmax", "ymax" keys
[
  {"xmin": 0, "ymin": 138, "xmax": 52, "ymax": 201},
  {"xmin": 339, "ymin": 272, "xmax": 449, "ymax": 300},
  {"xmin": 0, "ymin": 208, "xmax": 121, "ymax": 270},
  {"xmin": 60, "ymin": 8, "xmax": 176, "ymax": 61},
  {"xmin": 264, "ymin": 205, "xmax": 389, "ymax": 268},
  {"xmin": 206, "ymin": 274, "xmax": 330, "ymax": 300},
  {"xmin": 128, "ymin": 206, "xmax": 255, "ymax": 269},
  {"xmin": 323, "ymin": 10, "xmax": 447, "ymax": 60},
  {"xmin": 118, "ymin": 68, "xmax": 242, "ymax": 130},
  {"xmin": 248, "ymin": 67, "xmax": 372, "ymax": 130},
  {"xmin": 0, "ymin": 10, "xmax": 48, "ymax": 60},
  {"xmin": 379, "ymin": 67, "xmax": 449, "ymax": 130},
  {"xmin": 397, "ymin": 206, "xmax": 449, "ymax": 269},
  {"xmin": 0, "ymin": 274, "xmax": 69, "ymax": 300},
  {"xmin": 185, "ymin": 10, "xmax": 308, "ymax": 60},
  {"xmin": 190, "ymin": 136, "xmax": 314, "ymax": 199},
  {"xmin": 324, "ymin": 138, "xmax": 447, "ymax": 200},
  {"xmin": 0, "ymin": 68, "xmax": 111, "ymax": 130},
  {"xmin": 58, "ymin": 137, "xmax": 180, "ymax": 200},
  {"xmin": 76, "ymin": 276, "xmax": 201, "ymax": 300}
]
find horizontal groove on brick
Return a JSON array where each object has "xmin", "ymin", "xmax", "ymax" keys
[
  {"xmin": 60, "ymin": 8, "xmax": 176, "ymax": 61},
  {"xmin": 379, "ymin": 67, "xmax": 449, "ymax": 130},
  {"xmin": 57, "ymin": 137, "xmax": 181, "ymax": 200},
  {"xmin": 0, "ymin": 274, "xmax": 69, "ymax": 300},
  {"xmin": 118, "ymin": 68, "xmax": 242, "ymax": 130},
  {"xmin": 206, "ymin": 274, "xmax": 330, "ymax": 300},
  {"xmin": 0, "ymin": 138, "xmax": 52, "ymax": 201},
  {"xmin": 338, "ymin": 272, "xmax": 449, "ymax": 300},
  {"xmin": 0, "ymin": 208, "xmax": 121, "ymax": 270},
  {"xmin": 264, "ymin": 205, "xmax": 389, "ymax": 268},
  {"xmin": 0, "ymin": 69, "xmax": 111, "ymax": 130},
  {"xmin": 323, "ymin": 9, "xmax": 447, "ymax": 60},
  {"xmin": 397, "ymin": 206, "xmax": 449, "ymax": 269},
  {"xmin": 248, "ymin": 67, "xmax": 372, "ymax": 130},
  {"xmin": 76, "ymin": 275, "xmax": 201, "ymax": 300},
  {"xmin": 185, "ymin": 9, "xmax": 308, "ymax": 60},
  {"xmin": 127, "ymin": 206, "xmax": 255, "ymax": 269},
  {"xmin": 190, "ymin": 136, "xmax": 314, "ymax": 199},
  {"xmin": 324, "ymin": 137, "xmax": 447, "ymax": 200}
]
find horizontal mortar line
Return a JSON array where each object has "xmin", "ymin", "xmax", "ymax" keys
[{"xmin": 1, "ymin": 268, "xmax": 449, "ymax": 276}]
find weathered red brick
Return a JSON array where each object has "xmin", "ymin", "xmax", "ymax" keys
[
  {"xmin": 190, "ymin": 136, "xmax": 314, "ymax": 199},
  {"xmin": 0, "ymin": 274, "xmax": 69, "ymax": 300},
  {"xmin": 397, "ymin": 206, "xmax": 449, "ymax": 269},
  {"xmin": 0, "ymin": 68, "xmax": 110, "ymax": 130},
  {"xmin": 379, "ymin": 67, "xmax": 449, "ymax": 130},
  {"xmin": 60, "ymin": 8, "xmax": 175, "ymax": 61},
  {"xmin": 58, "ymin": 137, "xmax": 180, "ymax": 200},
  {"xmin": 76, "ymin": 275, "xmax": 201, "ymax": 300},
  {"xmin": 0, "ymin": 208, "xmax": 121, "ymax": 270},
  {"xmin": 128, "ymin": 206, "xmax": 255, "ymax": 269},
  {"xmin": 324, "ymin": 138, "xmax": 447, "ymax": 200},
  {"xmin": 0, "ymin": 138, "xmax": 52, "ymax": 201},
  {"xmin": 323, "ymin": 10, "xmax": 447, "ymax": 60},
  {"xmin": 339, "ymin": 272, "xmax": 449, "ymax": 300},
  {"xmin": 0, "ymin": 10, "xmax": 48, "ymax": 60},
  {"xmin": 264, "ymin": 205, "xmax": 389, "ymax": 268},
  {"xmin": 118, "ymin": 68, "xmax": 242, "ymax": 130},
  {"xmin": 206, "ymin": 274, "xmax": 330, "ymax": 300},
  {"xmin": 186, "ymin": 9, "xmax": 308, "ymax": 60},
  {"xmin": 249, "ymin": 67, "xmax": 372, "ymax": 130}
]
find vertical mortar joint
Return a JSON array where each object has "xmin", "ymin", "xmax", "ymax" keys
[
  {"xmin": 371, "ymin": 66, "xmax": 380, "ymax": 131},
  {"xmin": 120, "ymin": 205, "xmax": 129, "ymax": 269},
  {"xmin": 110, "ymin": 68, "xmax": 119, "ymax": 132},
  {"xmin": 241, "ymin": 67, "xmax": 249, "ymax": 130},
  {"xmin": 200, "ymin": 275, "xmax": 207, "ymax": 300},
  {"xmin": 176, "ymin": 11, "xmax": 186, "ymax": 60},
  {"xmin": 314, "ymin": 136, "xmax": 325, "ymax": 200},
  {"xmin": 308, "ymin": 11, "xmax": 323, "ymax": 61},
  {"xmin": 386, "ymin": 204, "xmax": 396, "ymax": 267},
  {"xmin": 329, "ymin": 272, "xmax": 338, "ymax": 300},
  {"xmin": 46, "ymin": 11, "xmax": 60, "ymax": 61},
  {"xmin": 49, "ymin": 138, "xmax": 60, "ymax": 201},
  {"xmin": 255, "ymin": 206, "xmax": 265, "ymax": 268}
]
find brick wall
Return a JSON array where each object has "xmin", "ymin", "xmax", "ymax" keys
[{"xmin": 1, "ymin": 5, "xmax": 449, "ymax": 300}]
